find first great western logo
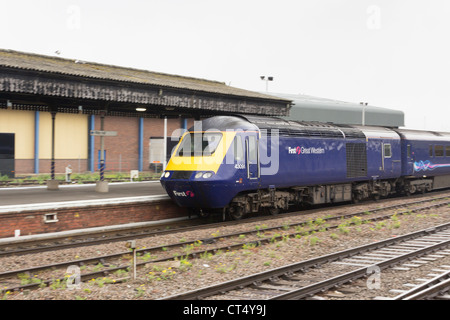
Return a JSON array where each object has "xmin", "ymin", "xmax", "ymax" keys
[
  {"xmin": 173, "ymin": 190, "xmax": 195, "ymax": 197},
  {"xmin": 288, "ymin": 146, "xmax": 325, "ymax": 155}
]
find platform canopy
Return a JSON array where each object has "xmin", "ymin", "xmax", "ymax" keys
[
  {"xmin": 272, "ymin": 93, "xmax": 404, "ymax": 128},
  {"xmin": 0, "ymin": 49, "xmax": 291, "ymax": 118}
]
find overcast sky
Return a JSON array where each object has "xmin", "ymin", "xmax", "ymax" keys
[{"xmin": 1, "ymin": 0, "xmax": 449, "ymax": 130}]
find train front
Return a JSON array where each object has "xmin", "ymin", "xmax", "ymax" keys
[{"xmin": 160, "ymin": 123, "xmax": 241, "ymax": 215}]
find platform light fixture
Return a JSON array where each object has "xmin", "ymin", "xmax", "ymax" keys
[
  {"xmin": 260, "ymin": 76, "xmax": 274, "ymax": 92},
  {"xmin": 136, "ymin": 107, "xmax": 147, "ymax": 112}
]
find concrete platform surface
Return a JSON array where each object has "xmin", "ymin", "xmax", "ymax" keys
[{"xmin": 0, "ymin": 181, "xmax": 167, "ymax": 207}]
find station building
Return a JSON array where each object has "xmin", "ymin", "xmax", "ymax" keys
[{"xmin": 0, "ymin": 49, "xmax": 290, "ymax": 177}]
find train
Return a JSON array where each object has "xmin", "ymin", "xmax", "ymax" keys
[{"xmin": 160, "ymin": 115, "xmax": 450, "ymax": 219}]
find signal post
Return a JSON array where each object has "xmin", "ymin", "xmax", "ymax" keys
[{"xmin": 90, "ymin": 111, "xmax": 117, "ymax": 193}]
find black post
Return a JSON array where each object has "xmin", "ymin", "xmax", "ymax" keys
[
  {"xmin": 51, "ymin": 110, "xmax": 56, "ymax": 180},
  {"xmin": 95, "ymin": 110, "xmax": 109, "ymax": 193},
  {"xmin": 47, "ymin": 107, "xmax": 59, "ymax": 190},
  {"xmin": 99, "ymin": 111, "xmax": 105, "ymax": 181}
]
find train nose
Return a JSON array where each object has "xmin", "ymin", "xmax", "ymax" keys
[{"xmin": 162, "ymin": 181, "xmax": 198, "ymax": 206}]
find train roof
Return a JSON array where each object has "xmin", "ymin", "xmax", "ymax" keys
[
  {"xmin": 189, "ymin": 116, "xmax": 259, "ymax": 132},
  {"xmin": 193, "ymin": 115, "xmax": 367, "ymax": 139},
  {"xmin": 352, "ymin": 125, "xmax": 400, "ymax": 140},
  {"xmin": 395, "ymin": 128, "xmax": 450, "ymax": 141},
  {"xmin": 191, "ymin": 115, "xmax": 450, "ymax": 143}
]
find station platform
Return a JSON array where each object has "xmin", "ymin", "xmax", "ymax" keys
[
  {"xmin": 0, "ymin": 181, "xmax": 184, "ymax": 238},
  {"xmin": 0, "ymin": 180, "xmax": 167, "ymax": 208}
]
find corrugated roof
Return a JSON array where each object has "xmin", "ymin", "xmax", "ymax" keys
[
  {"xmin": 271, "ymin": 92, "xmax": 404, "ymax": 127},
  {"xmin": 0, "ymin": 49, "xmax": 289, "ymax": 102}
]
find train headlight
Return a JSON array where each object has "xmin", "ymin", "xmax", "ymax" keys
[
  {"xmin": 195, "ymin": 172, "xmax": 203, "ymax": 179},
  {"xmin": 202, "ymin": 172, "xmax": 213, "ymax": 179},
  {"xmin": 164, "ymin": 171, "xmax": 171, "ymax": 178}
]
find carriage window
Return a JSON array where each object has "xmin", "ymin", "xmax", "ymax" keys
[
  {"xmin": 233, "ymin": 136, "xmax": 244, "ymax": 161},
  {"xmin": 407, "ymin": 145, "xmax": 411, "ymax": 158},
  {"xmin": 446, "ymin": 146, "xmax": 450, "ymax": 157},
  {"xmin": 435, "ymin": 145, "xmax": 444, "ymax": 157},
  {"xmin": 429, "ymin": 145, "xmax": 433, "ymax": 157},
  {"xmin": 384, "ymin": 144, "xmax": 391, "ymax": 158}
]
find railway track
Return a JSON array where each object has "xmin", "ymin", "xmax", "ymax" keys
[
  {"xmin": 392, "ymin": 269, "xmax": 450, "ymax": 300},
  {"xmin": 160, "ymin": 222, "xmax": 450, "ymax": 300},
  {"xmin": 1, "ymin": 193, "xmax": 450, "ymax": 296},
  {"xmin": 2, "ymin": 190, "xmax": 450, "ymax": 258}
]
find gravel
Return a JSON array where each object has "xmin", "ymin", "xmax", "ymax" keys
[{"xmin": 3, "ymin": 194, "xmax": 450, "ymax": 300}]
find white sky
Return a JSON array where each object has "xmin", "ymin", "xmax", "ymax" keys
[{"xmin": 1, "ymin": 0, "xmax": 449, "ymax": 130}]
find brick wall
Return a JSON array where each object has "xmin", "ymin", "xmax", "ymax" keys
[
  {"xmin": 93, "ymin": 116, "xmax": 189, "ymax": 172},
  {"xmin": 11, "ymin": 116, "xmax": 193, "ymax": 175},
  {"xmin": 0, "ymin": 200, "xmax": 188, "ymax": 238}
]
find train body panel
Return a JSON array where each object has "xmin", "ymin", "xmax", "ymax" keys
[
  {"xmin": 358, "ymin": 126, "xmax": 402, "ymax": 180},
  {"xmin": 258, "ymin": 126, "xmax": 401, "ymax": 194},
  {"xmin": 259, "ymin": 136, "xmax": 364, "ymax": 187}
]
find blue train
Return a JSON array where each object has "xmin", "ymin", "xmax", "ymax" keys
[{"xmin": 160, "ymin": 115, "xmax": 450, "ymax": 219}]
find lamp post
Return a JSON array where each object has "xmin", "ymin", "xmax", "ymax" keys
[
  {"xmin": 360, "ymin": 102, "xmax": 368, "ymax": 126},
  {"xmin": 260, "ymin": 76, "xmax": 274, "ymax": 92}
]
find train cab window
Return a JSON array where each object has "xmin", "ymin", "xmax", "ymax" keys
[
  {"xmin": 384, "ymin": 144, "xmax": 392, "ymax": 158},
  {"xmin": 446, "ymin": 146, "xmax": 450, "ymax": 157},
  {"xmin": 233, "ymin": 136, "xmax": 244, "ymax": 161},
  {"xmin": 429, "ymin": 145, "xmax": 434, "ymax": 157},
  {"xmin": 247, "ymin": 136, "xmax": 258, "ymax": 162},
  {"xmin": 435, "ymin": 145, "xmax": 444, "ymax": 157},
  {"xmin": 176, "ymin": 132, "xmax": 222, "ymax": 157}
]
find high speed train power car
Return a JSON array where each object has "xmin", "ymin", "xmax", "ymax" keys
[{"xmin": 160, "ymin": 115, "xmax": 450, "ymax": 219}]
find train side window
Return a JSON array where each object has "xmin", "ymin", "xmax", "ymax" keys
[
  {"xmin": 429, "ymin": 145, "xmax": 433, "ymax": 157},
  {"xmin": 233, "ymin": 136, "xmax": 244, "ymax": 161},
  {"xmin": 247, "ymin": 136, "xmax": 258, "ymax": 162},
  {"xmin": 435, "ymin": 145, "xmax": 444, "ymax": 157},
  {"xmin": 384, "ymin": 143, "xmax": 391, "ymax": 158},
  {"xmin": 407, "ymin": 144, "xmax": 411, "ymax": 158},
  {"xmin": 446, "ymin": 146, "xmax": 450, "ymax": 157}
]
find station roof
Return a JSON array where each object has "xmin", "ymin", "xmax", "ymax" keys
[
  {"xmin": 0, "ymin": 49, "xmax": 290, "ymax": 117},
  {"xmin": 271, "ymin": 93, "xmax": 405, "ymax": 128}
]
